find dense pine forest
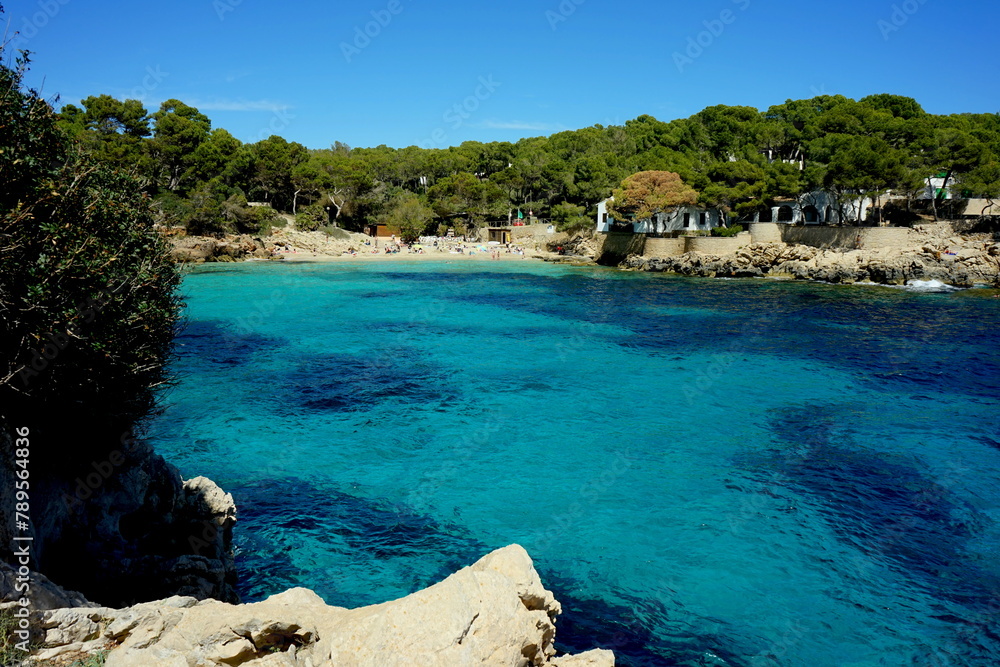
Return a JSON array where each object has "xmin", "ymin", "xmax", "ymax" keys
[{"xmin": 56, "ymin": 92, "xmax": 1000, "ymax": 238}]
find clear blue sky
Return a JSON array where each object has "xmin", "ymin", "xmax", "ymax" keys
[{"xmin": 6, "ymin": 0, "xmax": 998, "ymax": 150}]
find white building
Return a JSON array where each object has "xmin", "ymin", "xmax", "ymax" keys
[
  {"xmin": 916, "ymin": 174, "xmax": 955, "ymax": 200},
  {"xmin": 753, "ymin": 191, "xmax": 875, "ymax": 225},
  {"xmin": 596, "ymin": 198, "xmax": 723, "ymax": 234},
  {"xmin": 597, "ymin": 190, "xmax": 888, "ymax": 232}
]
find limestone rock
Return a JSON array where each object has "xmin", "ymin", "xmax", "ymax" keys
[
  {"xmin": 621, "ymin": 228, "xmax": 999, "ymax": 287},
  {"xmin": 170, "ymin": 237, "xmax": 219, "ymax": 263},
  {"xmin": 34, "ymin": 545, "xmax": 613, "ymax": 667},
  {"xmin": 551, "ymin": 649, "xmax": 617, "ymax": 666}
]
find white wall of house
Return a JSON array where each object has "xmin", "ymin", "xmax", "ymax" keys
[
  {"xmin": 596, "ymin": 199, "xmax": 723, "ymax": 233},
  {"xmin": 752, "ymin": 191, "xmax": 875, "ymax": 225},
  {"xmin": 597, "ymin": 199, "xmax": 612, "ymax": 232},
  {"xmin": 598, "ymin": 191, "xmax": 885, "ymax": 231},
  {"xmin": 638, "ymin": 206, "xmax": 722, "ymax": 233},
  {"xmin": 917, "ymin": 175, "xmax": 955, "ymax": 200}
]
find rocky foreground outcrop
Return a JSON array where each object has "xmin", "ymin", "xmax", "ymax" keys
[
  {"xmin": 625, "ymin": 237, "xmax": 1000, "ymax": 286},
  {"xmin": 26, "ymin": 544, "xmax": 613, "ymax": 667}
]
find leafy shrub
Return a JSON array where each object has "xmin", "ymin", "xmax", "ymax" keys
[
  {"xmin": 295, "ymin": 203, "xmax": 328, "ymax": 231},
  {"xmin": 711, "ymin": 224, "xmax": 744, "ymax": 237},
  {"xmin": 152, "ymin": 191, "xmax": 192, "ymax": 229},
  {"xmin": 252, "ymin": 206, "xmax": 284, "ymax": 234},
  {"xmin": 0, "ymin": 45, "xmax": 181, "ymax": 436},
  {"xmin": 70, "ymin": 651, "xmax": 108, "ymax": 666},
  {"xmin": 0, "ymin": 606, "xmax": 38, "ymax": 665},
  {"xmin": 551, "ymin": 202, "xmax": 592, "ymax": 233}
]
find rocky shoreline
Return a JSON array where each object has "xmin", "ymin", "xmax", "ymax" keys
[
  {"xmin": 624, "ymin": 240, "xmax": 1000, "ymax": 286},
  {"xmin": 0, "ymin": 430, "xmax": 238, "ymax": 611},
  {"xmin": 615, "ymin": 224, "xmax": 1000, "ymax": 287}
]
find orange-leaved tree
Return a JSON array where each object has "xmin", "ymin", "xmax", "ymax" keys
[{"xmin": 607, "ymin": 171, "xmax": 698, "ymax": 221}]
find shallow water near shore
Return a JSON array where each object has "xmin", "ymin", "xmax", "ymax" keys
[{"xmin": 146, "ymin": 261, "xmax": 1000, "ymax": 666}]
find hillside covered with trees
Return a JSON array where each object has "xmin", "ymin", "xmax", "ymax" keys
[{"xmin": 56, "ymin": 92, "xmax": 1000, "ymax": 239}]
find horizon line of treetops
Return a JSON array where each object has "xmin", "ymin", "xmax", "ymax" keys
[{"xmin": 56, "ymin": 92, "xmax": 1000, "ymax": 239}]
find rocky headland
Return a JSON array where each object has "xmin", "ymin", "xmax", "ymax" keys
[
  {"xmin": 11, "ymin": 544, "xmax": 612, "ymax": 666},
  {"xmin": 625, "ymin": 238, "xmax": 1000, "ymax": 286}
]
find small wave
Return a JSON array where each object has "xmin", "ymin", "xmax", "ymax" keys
[{"xmin": 891, "ymin": 280, "xmax": 963, "ymax": 293}]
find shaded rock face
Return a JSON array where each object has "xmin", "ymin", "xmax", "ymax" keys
[
  {"xmin": 0, "ymin": 428, "xmax": 238, "ymax": 608},
  {"xmin": 32, "ymin": 545, "xmax": 615, "ymax": 667}
]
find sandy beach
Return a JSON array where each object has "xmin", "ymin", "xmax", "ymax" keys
[
  {"xmin": 276, "ymin": 248, "xmax": 552, "ymax": 263},
  {"xmin": 169, "ymin": 223, "xmax": 588, "ymax": 265}
]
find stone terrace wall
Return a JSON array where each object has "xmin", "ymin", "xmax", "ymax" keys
[
  {"xmin": 749, "ymin": 223, "xmax": 783, "ymax": 244},
  {"xmin": 610, "ymin": 233, "xmax": 754, "ymax": 260},
  {"xmin": 685, "ymin": 234, "xmax": 749, "ymax": 255},
  {"xmin": 511, "ymin": 223, "xmax": 554, "ymax": 242},
  {"xmin": 780, "ymin": 225, "xmax": 913, "ymax": 250},
  {"xmin": 643, "ymin": 237, "xmax": 685, "ymax": 258},
  {"xmin": 597, "ymin": 232, "xmax": 647, "ymax": 265}
]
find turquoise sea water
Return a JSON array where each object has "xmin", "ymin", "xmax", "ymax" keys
[{"xmin": 145, "ymin": 260, "xmax": 1000, "ymax": 666}]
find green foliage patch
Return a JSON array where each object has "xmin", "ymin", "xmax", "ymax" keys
[
  {"xmin": 712, "ymin": 224, "xmax": 744, "ymax": 237},
  {"xmin": 1, "ymin": 43, "xmax": 181, "ymax": 434}
]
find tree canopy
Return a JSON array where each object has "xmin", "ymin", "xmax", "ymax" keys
[
  {"xmin": 47, "ymin": 85, "xmax": 1000, "ymax": 238},
  {"xmin": 607, "ymin": 171, "xmax": 698, "ymax": 221}
]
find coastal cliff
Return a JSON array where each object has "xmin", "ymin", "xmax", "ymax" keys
[{"xmin": 22, "ymin": 544, "xmax": 614, "ymax": 666}]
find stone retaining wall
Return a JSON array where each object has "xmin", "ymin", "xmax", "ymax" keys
[
  {"xmin": 749, "ymin": 223, "xmax": 783, "ymax": 244},
  {"xmin": 748, "ymin": 223, "xmax": 915, "ymax": 250},
  {"xmin": 597, "ymin": 232, "xmax": 647, "ymax": 265},
  {"xmin": 684, "ymin": 234, "xmax": 748, "ymax": 255},
  {"xmin": 643, "ymin": 238, "xmax": 685, "ymax": 257},
  {"xmin": 781, "ymin": 225, "xmax": 912, "ymax": 250},
  {"xmin": 604, "ymin": 233, "xmax": 753, "ymax": 261}
]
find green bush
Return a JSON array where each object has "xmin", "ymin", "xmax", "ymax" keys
[
  {"xmin": 152, "ymin": 191, "xmax": 192, "ymax": 229},
  {"xmin": 295, "ymin": 203, "xmax": 328, "ymax": 231},
  {"xmin": 711, "ymin": 224, "xmax": 744, "ymax": 238},
  {"xmin": 70, "ymin": 651, "xmax": 108, "ymax": 666},
  {"xmin": 551, "ymin": 202, "xmax": 592, "ymax": 233},
  {"xmin": 0, "ymin": 44, "xmax": 181, "ymax": 434},
  {"xmin": 0, "ymin": 606, "xmax": 40, "ymax": 665},
  {"xmin": 252, "ymin": 206, "xmax": 283, "ymax": 235}
]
